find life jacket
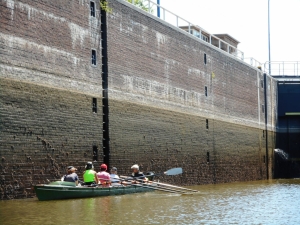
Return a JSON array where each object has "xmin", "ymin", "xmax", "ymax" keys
[{"xmin": 83, "ymin": 169, "xmax": 95, "ymax": 182}]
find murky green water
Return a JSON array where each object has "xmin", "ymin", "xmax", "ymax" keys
[{"xmin": 1, "ymin": 179, "xmax": 300, "ymax": 225}]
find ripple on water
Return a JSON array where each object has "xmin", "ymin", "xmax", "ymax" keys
[{"xmin": 0, "ymin": 179, "xmax": 300, "ymax": 225}]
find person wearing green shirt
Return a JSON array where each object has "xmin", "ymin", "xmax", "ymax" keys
[{"xmin": 83, "ymin": 162, "xmax": 98, "ymax": 185}]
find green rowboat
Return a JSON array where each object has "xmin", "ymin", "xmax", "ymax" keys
[{"xmin": 34, "ymin": 181, "xmax": 154, "ymax": 201}]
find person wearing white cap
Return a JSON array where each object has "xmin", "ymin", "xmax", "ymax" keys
[
  {"xmin": 120, "ymin": 164, "xmax": 147, "ymax": 185},
  {"xmin": 131, "ymin": 164, "xmax": 145, "ymax": 180}
]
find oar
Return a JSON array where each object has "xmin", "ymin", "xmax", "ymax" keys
[
  {"xmin": 145, "ymin": 167, "xmax": 183, "ymax": 177},
  {"xmin": 141, "ymin": 182, "xmax": 188, "ymax": 193},
  {"xmin": 163, "ymin": 167, "xmax": 183, "ymax": 175},
  {"xmin": 145, "ymin": 167, "xmax": 197, "ymax": 193},
  {"xmin": 156, "ymin": 182, "xmax": 198, "ymax": 193},
  {"xmin": 113, "ymin": 167, "xmax": 192, "ymax": 194},
  {"xmin": 99, "ymin": 177, "xmax": 185, "ymax": 194},
  {"xmin": 119, "ymin": 167, "xmax": 183, "ymax": 180},
  {"xmin": 101, "ymin": 177, "xmax": 187, "ymax": 194},
  {"xmin": 129, "ymin": 179, "xmax": 198, "ymax": 194},
  {"xmin": 131, "ymin": 183, "xmax": 186, "ymax": 194}
]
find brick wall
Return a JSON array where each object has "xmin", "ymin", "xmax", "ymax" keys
[
  {"xmin": 0, "ymin": 0, "xmax": 278, "ymax": 199},
  {"xmin": 106, "ymin": 0, "xmax": 277, "ymax": 184},
  {"xmin": 0, "ymin": 0, "xmax": 103, "ymax": 199},
  {"xmin": 109, "ymin": 99, "xmax": 267, "ymax": 185},
  {"xmin": 0, "ymin": 78, "xmax": 103, "ymax": 199},
  {"xmin": 0, "ymin": 0, "xmax": 102, "ymax": 93}
]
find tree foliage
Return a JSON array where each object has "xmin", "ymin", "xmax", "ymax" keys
[
  {"xmin": 126, "ymin": 0, "xmax": 153, "ymax": 12},
  {"xmin": 99, "ymin": 0, "xmax": 153, "ymax": 13},
  {"xmin": 100, "ymin": 0, "xmax": 112, "ymax": 13}
]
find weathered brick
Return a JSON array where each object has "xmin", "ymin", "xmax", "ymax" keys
[
  {"xmin": 0, "ymin": 0, "xmax": 103, "ymax": 199},
  {"xmin": 0, "ymin": 0, "xmax": 277, "ymax": 200},
  {"xmin": 106, "ymin": 0, "xmax": 276, "ymax": 184}
]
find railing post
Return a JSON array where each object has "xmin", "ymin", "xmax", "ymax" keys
[
  {"xmin": 188, "ymin": 23, "xmax": 191, "ymax": 34},
  {"xmin": 227, "ymin": 44, "xmax": 230, "ymax": 53},
  {"xmin": 176, "ymin": 16, "xmax": 178, "ymax": 27},
  {"xmin": 148, "ymin": 0, "xmax": 150, "ymax": 13},
  {"xmin": 209, "ymin": 35, "xmax": 211, "ymax": 44},
  {"xmin": 157, "ymin": 0, "xmax": 160, "ymax": 17}
]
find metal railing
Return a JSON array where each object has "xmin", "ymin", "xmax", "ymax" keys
[
  {"xmin": 264, "ymin": 61, "xmax": 300, "ymax": 76},
  {"xmin": 244, "ymin": 58, "xmax": 262, "ymax": 68},
  {"xmin": 122, "ymin": 0, "xmax": 245, "ymax": 61}
]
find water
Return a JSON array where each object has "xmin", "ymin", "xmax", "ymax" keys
[
  {"xmin": 1, "ymin": 179, "xmax": 300, "ymax": 225},
  {"xmin": 274, "ymin": 149, "xmax": 289, "ymax": 160}
]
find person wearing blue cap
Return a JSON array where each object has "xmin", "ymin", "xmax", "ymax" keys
[{"xmin": 110, "ymin": 167, "xmax": 121, "ymax": 186}]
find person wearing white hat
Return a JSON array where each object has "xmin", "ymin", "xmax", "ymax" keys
[
  {"xmin": 120, "ymin": 164, "xmax": 147, "ymax": 185},
  {"xmin": 131, "ymin": 164, "xmax": 145, "ymax": 180}
]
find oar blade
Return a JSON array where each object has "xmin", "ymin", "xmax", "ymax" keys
[{"xmin": 164, "ymin": 167, "xmax": 183, "ymax": 176}]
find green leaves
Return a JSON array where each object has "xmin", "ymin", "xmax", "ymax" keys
[
  {"xmin": 99, "ymin": 0, "xmax": 153, "ymax": 14},
  {"xmin": 126, "ymin": 0, "xmax": 153, "ymax": 13},
  {"xmin": 100, "ymin": 0, "xmax": 112, "ymax": 13}
]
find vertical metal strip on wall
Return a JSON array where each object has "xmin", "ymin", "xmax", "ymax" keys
[
  {"xmin": 263, "ymin": 73, "xmax": 269, "ymax": 179},
  {"xmin": 101, "ymin": 3, "xmax": 110, "ymax": 168}
]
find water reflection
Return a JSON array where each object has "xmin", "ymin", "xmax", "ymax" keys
[{"xmin": 1, "ymin": 179, "xmax": 300, "ymax": 225}]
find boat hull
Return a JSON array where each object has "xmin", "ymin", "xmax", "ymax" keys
[{"xmin": 34, "ymin": 182, "xmax": 154, "ymax": 201}]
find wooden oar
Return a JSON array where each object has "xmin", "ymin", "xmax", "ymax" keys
[
  {"xmin": 156, "ymin": 182, "xmax": 198, "ymax": 193},
  {"xmin": 129, "ymin": 179, "xmax": 198, "ymax": 194},
  {"xmin": 99, "ymin": 177, "xmax": 186, "ymax": 194},
  {"xmin": 142, "ymin": 182, "xmax": 188, "ymax": 193},
  {"xmin": 119, "ymin": 167, "xmax": 198, "ymax": 193},
  {"xmin": 112, "ymin": 167, "xmax": 193, "ymax": 194},
  {"xmin": 145, "ymin": 167, "xmax": 197, "ymax": 193},
  {"xmin": 101, "ymin": 177, "xmax": 187, "ymax": 194},
  {"xmin": 121, "ymin": 167, "xmax": 197, "ymax": 193},
  {"xmin": 131, "ymin": 183, "xmax": 186, "ymax": 194}
]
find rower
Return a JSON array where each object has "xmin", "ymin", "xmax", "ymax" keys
[
  {"xmin": 62, "ymin": 166, "xmax": 79, "ymax": 186},
  {"xmin": 130, "ymin": 164, "xmax": 147, "ymax": 183},
  {"xmin": 83, "ymin": 162, "xmax": 98, "ymax": 185},
  {"xmin": 96, "ymin": 164, "xmax": 110, "ymax": 187},
  {"xmin": 110, "ymin": 167, "xmax": 121, "ymax": 186}
]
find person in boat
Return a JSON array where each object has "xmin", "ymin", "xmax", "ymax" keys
[
  {"xmin": 110, "ymin": 167, "xmax": 121, "ymax": 186},
  {"xmin": 83, "ymin": 162, "xmax": 98, "ymax": 185},
  {"xmin": 96, "ymin": 164, "xmax": 111, "ymax": 187},
  {"xmin": 130, "ymin": 164, "xmax": 147, "ymax": 183},
  {"xmin": 62, "ymin": 166, "xmax": 79, "ymax": 186}
]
